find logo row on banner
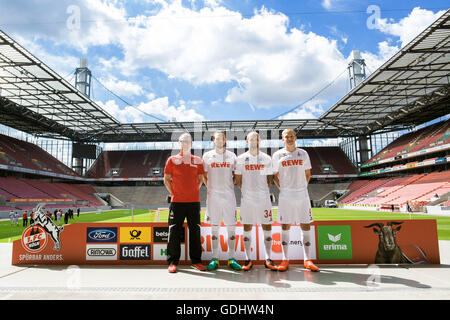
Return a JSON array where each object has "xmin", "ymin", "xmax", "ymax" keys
[{"xmin": 12, "ymin": 221, "xmax": 440, "ymax": 265}]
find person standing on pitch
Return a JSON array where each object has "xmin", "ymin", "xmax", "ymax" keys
[
  {"xmin": 202, "ymin": 131, "xmax": 242, "ymax": 271},
  {"xmin": 234, "ymin": 131, "xmax": 277, "ymax": 271},
  {"xmin": 164, "ymin": 132, "xmax": 206, "ymax": 273},
  {"xmin": 272, "ymin": 129, "xmax": 319, "ymax": 272}
]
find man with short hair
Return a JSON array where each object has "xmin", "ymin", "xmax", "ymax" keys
[
  {"xmin": 202, "ymin": 131, "xmax": 241, "ymax": 271},
  {"xmin": 272, "ymin": 128, "xmax": 319, "ymax": 272},
  {"xmin": 164, "ymin": 132, "xmax": 206, "ymax": 273},
  {"xmin": 234, "ymin": 131, "xmax": 277, "ymax": 271},
  {"xmin": 22, "ymin": 210, "xmax": 28, "ymax": 227}
]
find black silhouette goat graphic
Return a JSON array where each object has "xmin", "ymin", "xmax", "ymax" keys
[{"xmin": 364, "ymin": 222, "xmax": 409, "ymax": 264}]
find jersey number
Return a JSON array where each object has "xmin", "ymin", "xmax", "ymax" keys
[{"xmin": 264, "ymin": 210, "xmax": 272, "ymax": 219}]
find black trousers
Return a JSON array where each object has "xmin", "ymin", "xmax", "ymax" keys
[{"xmin": 167, "ymin": 202, "xmax": 202, "ymax": 265}]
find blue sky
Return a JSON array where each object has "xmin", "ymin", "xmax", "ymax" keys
[{"xmin": 0, "ymin": 0, "xmax": 448, "ymax": 124}]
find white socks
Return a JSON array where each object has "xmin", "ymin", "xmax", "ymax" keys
[
  {"xmin": 281, "ymin": 229, "xmax": 290, "ymax": 261},
  {"xmin": 243, "ymin": 230, "xmax": 252, "ymax": 261},
  {"xmin": 263, "ymin": 229, "xmax": 272, "ymax": 260},
  {"xmin": 302, "ymin": 229, "xmax": 312, "ymax": 261},
  {"xmin": 211, "ymin": 225, "xmax": 219, "ymax": 259},
  {"xmin": 226, "ymin": 226, "xmax": 236, "ymax": 260}
]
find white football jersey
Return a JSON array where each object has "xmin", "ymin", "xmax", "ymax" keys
[
  {"xmin": 235, "ymin": 151, "xmax": 273, "ymax": 200},
  {"xmin": 202, "ymin": 149, "xmax": 236, "ymax": 193},
  {"xmin": 272, "ymin": 148, "xmax": 312, "ymax": 192}
]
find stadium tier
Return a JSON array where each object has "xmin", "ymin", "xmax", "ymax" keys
[
  {"xmin": 340, "ymin": 170, "xmax": 450, "ymax": 209},
  {"xmin": 0, "ymin": 134, "xmax": 79, "ymax": 177},
  {"xmin": 87, "ymin": 147, "xmax": 356, "ymax": 178},
  {"xmin": 0, "ymin": 177, "xmax": 103, "ymax": 209},
  {"xmin": 87, "ymin": 150, "xmax": 171, "ymax": 178},
  {"xmin": 367, "ymin": 119, "xmax": 449, "ymax": 166}
]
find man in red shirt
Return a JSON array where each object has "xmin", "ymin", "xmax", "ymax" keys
[
  {"xmin": 164, "ymin": 132, "xmax": 206, "ymax": 273},
  {"xmin": 22, "ymin": 211, "xmax": 28, "ymax": 227}
]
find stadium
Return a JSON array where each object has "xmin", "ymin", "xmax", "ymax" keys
[{"xmin": 0, "ymin": 3, "xmax": 449, "ymax": 303}]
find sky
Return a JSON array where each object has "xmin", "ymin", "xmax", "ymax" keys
[{"xmin": 0, "ymin": 0, "xmax": 448, "ymax": 125}]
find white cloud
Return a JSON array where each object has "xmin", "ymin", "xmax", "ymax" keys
[
  {"xmin": 375, "ymin": 7, "xmax": 446, "ymax": 48},
  {"xmin": 96, "ymin": 96, "xmax": 205, "ymax": 123},
  {"xmin": 99, "ymin": 76, "xmax": 144, "ymax": 97}
]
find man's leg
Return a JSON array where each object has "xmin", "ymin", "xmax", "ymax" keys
[
  {"xmin": 301, "ymin": 223, "xmax": 319, "ymax": 272},
  {"xmin": 167, "ymin": 203, "xmax": 186, "ymax": 267},
  {"xmin": 241, "ymin": 224, "xmax": 253, "ymax": 271},
  {"xmin": 262, "ymin": 224, "xmax": 277, "ymax": 270},
  {"xmin": 186, "ymin": 202, "xmax": 203, "ymax": 267}
]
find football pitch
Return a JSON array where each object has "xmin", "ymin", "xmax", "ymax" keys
[{"xmin": 1, "ymin": 207, "xmax": 449, "ymax": 242}]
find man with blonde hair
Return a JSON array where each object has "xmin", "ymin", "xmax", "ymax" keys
[
  {"xmin": 235, "ymin": 131, "xmax": 277, "ymax": 271},
  {"xmin": 272, "ymin": 128, "xmax": 319, "ymax": 272}
]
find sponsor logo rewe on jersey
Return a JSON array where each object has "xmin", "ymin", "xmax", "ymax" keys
[
  {"xmin": 281, "ymin": 159, "xmax": 303, "ymax": 167},
  {"xmin": 318, "ymin": 225, "xmax": 353, "ymax": 260},
  {"xmin": 211, "ymin": 162, "xmax": 231, "ymax": 168},
  {"xmin": 245, "ymin": 164, "xmax": 265, "ymax": 171}
]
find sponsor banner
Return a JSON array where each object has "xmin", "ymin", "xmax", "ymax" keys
[
  {"xmin": 317, "ymin": 225, "xmax": 352, "ymax": 260},
  {"xmin": 119, "ymin": 227, "xmax": 152, "ymax": 243},
  {"xmin": 120, "ymin": 244, "xmax": 151, "ymax": 261},
  {"xmin": 314, "ymin": 220, "xmax": 440, "ymax": 264},
  {"xmin": 10, "ymin": 198, "xmax": 74, "ymax": 203},
  {"xmin": 153, "ymin": 226, "xmax": 185, "ymax": 243},
  {"xmin": 257, "ymin": 225, "xmax": 316, "ymax": 261},
  {"xmin": 153, "ymin": 243, "xmax": 186, "ymax": 261},
  {"xmin": 86, "ymin": 244, "xmax": 118, "ymax": 261},
  {"xmin": 199, "ymin": 226, "xmax": 257, "ymax": 261},
  {"xmin": 86, "ymin": 227, "xmax": 118, "ymax": 243},
  {"xmin": 11, "ymin": 221, "xmax": 440, "ymax": 265}
]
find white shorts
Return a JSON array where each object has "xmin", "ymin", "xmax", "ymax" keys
[
  {"xmin": 240, "ymin": 196, "xmax": 273, "ymax": 225},
  {"xmin": 278, "ymin": 190, "xmax": 313, "ymax": 225},
  {"xmin": 205, "ymin": 192, "xmax": 237, "ymax": 226}
]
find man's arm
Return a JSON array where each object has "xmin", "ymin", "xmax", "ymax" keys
[
  {"xmin": 164, "ymin": 173, "xmax": 173, "ymax": 194},
  {"xmin": 267, "ymin": 174, "xmax": 274, "ymax": 187},
  {"xmin": 234, "ymin": 174, "xmax": 242, "ymax": 189},
  {"xmin": 198, "ymin": 174, "xmax": 204, "ymax": 189},
  {"xmin": 305, "ymin": 169, "xmax": 311, "ymax": 184},
  {"xmin": 202, "ymin": 173, "xmax": 208, "ymax": 187},
  {"xmin": 273, "ymin": 172, "xmax": 280, "ymax": 189}
]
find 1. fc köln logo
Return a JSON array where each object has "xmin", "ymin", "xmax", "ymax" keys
[{"xmin": 21, "ymin": 225, "xmax": 48, "ymax": 253}]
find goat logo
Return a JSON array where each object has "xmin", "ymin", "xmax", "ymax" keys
[
  {"xmin": 29, "ymin": 203, "xmax": 64, "ymax": 251},
  {"xmin": 364, "ymin": 222, "xmax": 408, "ymax": 264},
  {"xmin": 328, "ymin": 233, "xmax": 341, "ymax": 243},
  {"xmin": 364, "ymin": 221, "xmax": 429, "ymax": 264}
]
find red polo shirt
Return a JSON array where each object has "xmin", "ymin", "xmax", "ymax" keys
[{"xmin": 164, "ymin": 153, "xmax": 204, "ymax": 203}]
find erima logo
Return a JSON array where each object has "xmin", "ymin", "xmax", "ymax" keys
[
  {"xmin": 328, "ymin": 233, "xmax": 341, "ymax": 243},
  {"xmin": 324, "ymin": 233, "xmax": 347, "ymax": 251}
]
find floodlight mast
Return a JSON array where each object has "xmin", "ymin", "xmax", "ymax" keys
[{"xmin": 348, "ymin": 50, "xmax": 367, "ymax": 91}]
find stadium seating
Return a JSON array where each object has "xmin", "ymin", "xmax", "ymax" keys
[
  {"xmin": 341, "ymin": 171, "xmax": 450, "ymax": 207},
  {"xmin": 0, "ymin": 177, "xmax": 102, "ymax": 207},
  {"xmin": 0, "ymin": 134, "xmax": 78, "ymax": 177},
  {"xmin": 367, "ymin": 119, "xmax": 450, "ymax": 165},
  {"xmin": 87, "ymin": 150, "xmax": 171, "ymax": 178},
  {"xmin": 87, "ymin": 147, "xmax": 355, "ymax": 178}
]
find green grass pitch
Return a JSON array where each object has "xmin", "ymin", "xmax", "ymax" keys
[{"xmin": 1, "ymin": 207, "xmax": 449, "ymax": 242}]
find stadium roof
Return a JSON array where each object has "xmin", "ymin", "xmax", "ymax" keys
[
  {"xmin": 0, "ymin": 9, "xmax": 449, "ymax": 143},
  {"xmin": 319, "ymin": 9, "xmax": 450, "ymax": 136},
  {"xmin": 0, "ymin": 30, "xmax": 121, "ymax": 141}
]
